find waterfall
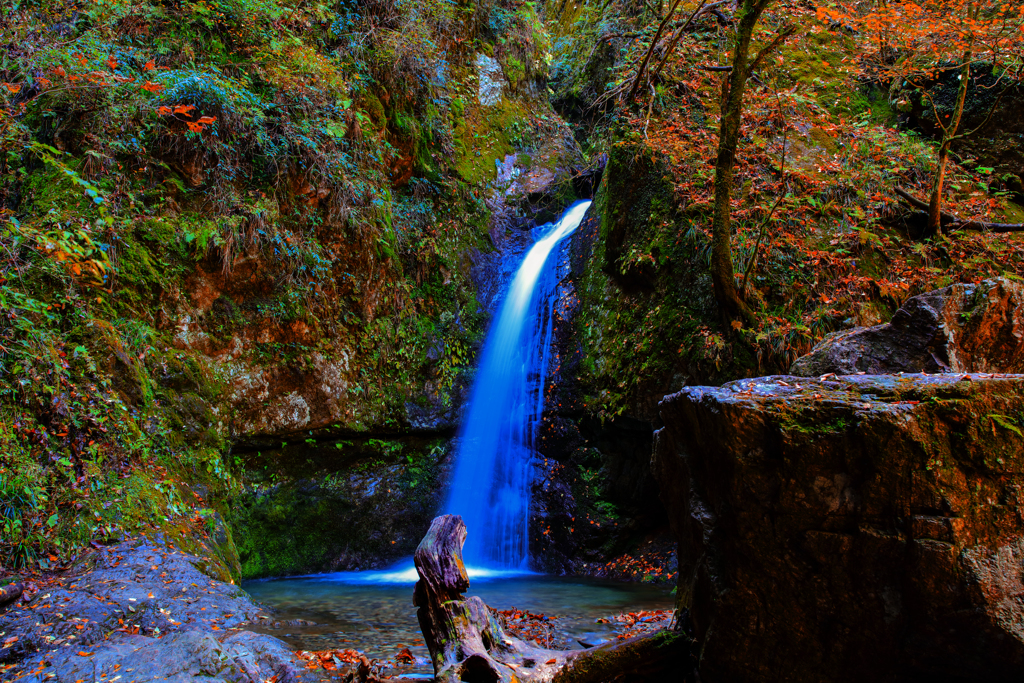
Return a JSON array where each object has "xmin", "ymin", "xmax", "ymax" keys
[{"xmin": 444, "ymin": 200, "xmax": 592, "ymax": 569}]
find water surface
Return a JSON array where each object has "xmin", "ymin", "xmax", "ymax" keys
[{"xmin": 244, "ymin": 570, "xmax": 672, "ymax": 671}]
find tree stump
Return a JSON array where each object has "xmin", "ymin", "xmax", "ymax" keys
[{"xmin": 413, "ymin": 515, "xmax": 692, "ymax": 683}]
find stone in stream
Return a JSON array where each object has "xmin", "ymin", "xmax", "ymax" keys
[
  {"xmin": 790, "ymin": 277, "xmax": 1024, "ymax": 376},
  {"xmin": 654, "ymin": 373, "xmax": 1024, "ymax": 683}
]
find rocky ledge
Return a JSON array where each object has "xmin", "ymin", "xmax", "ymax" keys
[
  {"xmin": 654, "ymin": 373, "xmax": 1024, "ymax": 683},
  {"xmin": 0, "ymin": 539, "xmax": 316, "ymax": 683}
]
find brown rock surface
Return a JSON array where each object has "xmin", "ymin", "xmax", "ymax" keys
[
  {"xmin": 790, "ymin": 278, "xmax": 1024, "ymax": 376},
  {"xmin": 654, "ymin": 373, "xmax": 1024, "ymax": 683}
]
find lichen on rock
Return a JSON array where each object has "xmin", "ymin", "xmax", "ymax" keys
[{"xmin": 475, "ymin": 53, "xmax": 506, "ymax": 107}]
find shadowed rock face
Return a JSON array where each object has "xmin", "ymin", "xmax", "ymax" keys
[
  {"xmin": 790, "ymin": 278, "xmax": 1024, "ymax": 376},
  {"xmin": 654, "ymin": 373, "xmax": 1024, "ymax": 683}
]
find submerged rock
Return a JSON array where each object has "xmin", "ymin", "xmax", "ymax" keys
[
  {"xmin": 790, "ymin": 277, "xmax": 1024, "ymax": 376},
  {"xmin": 654, "ymin": 373, "xmax": 1024, "ymax": 683}
]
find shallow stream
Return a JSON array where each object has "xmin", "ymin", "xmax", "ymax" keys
[{"xmin": 244, "ymin": 567, "xmax": 672, "ymax": 674}]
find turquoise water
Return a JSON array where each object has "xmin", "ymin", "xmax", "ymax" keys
[{"xmin": 244, "ymin": 570, "xmax": 671, "ymax": 669}]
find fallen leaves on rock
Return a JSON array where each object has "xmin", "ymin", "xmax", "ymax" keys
[
  {"xmin": 296, "ymin": 648, "xmax": 365, "ymax": 671},
  {"xmin": 497, "ymin": 608, "xmax": 555, "ymax": 648}
]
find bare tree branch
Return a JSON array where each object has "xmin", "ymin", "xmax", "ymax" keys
[
  {"xmin": 747, "ymin": 24, "xmax": 797, "ymax": 74},
  {"xmin": 625, "ymin": 0, "xmax": 688, "ymax": 104}
]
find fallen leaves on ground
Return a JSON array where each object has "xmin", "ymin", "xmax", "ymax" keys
[
  {"xmin": 612, "ymin": 609, "xmax": 674, "ymax": 639},
  {"xmin": 296, "ymin": 648, "xmax": 365, "ymax": 671}
]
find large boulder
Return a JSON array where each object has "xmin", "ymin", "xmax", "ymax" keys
[
  {"xmin": 1, "ymin": 539, "xmax": 313, "ymax": 683},
  {"xmin": 790, "ymin": 278, "xmax": 1024, "ymax": 376},
  {"xmin": 654, "ymin": 373, "xmax": 1024, "ymax": 683}
]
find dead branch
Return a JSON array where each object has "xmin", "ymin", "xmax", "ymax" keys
[
  {"xmin": 625, "ymin": 0, "xmax": 688, "ymax": 104},
  {"xmin": 894, "ymin": 187, "xmax": 1024, "ymax": 233},
  {"xmin": 953, "ymin": 219, "xmax": 1024, "ymax": 233},
  {"xmin": 747, "ymin": 24, "xmax": 797, "ymax": 74},
  {"xmin": 650, "ymin": 0, "xmax": 713, "ymax": 84}
]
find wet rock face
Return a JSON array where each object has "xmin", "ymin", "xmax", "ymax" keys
[
  {"xmin": 791, "ymin": 278, "xmax": 1024, "ymax": 376},
  {"xmin": 230, "ymin": 437, "xmax": 451, "ymax": 579},
  {"xmin": 526, "ymin": 207, "xmax": 671, "ymax": 574},
  {"xmin": 475, "ymin": 53, "xmax": 506, "ymax": 107},
  {"xmin": 654, "ymin": 373, "xmax": 1024, "ymax": 683}
]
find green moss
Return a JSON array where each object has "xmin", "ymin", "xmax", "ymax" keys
[
  {"xmin": 230, "ymin": 438, "xmax": 447, "ymax": 578},
  {"xmin": 503, "ymin": 56, "xmax": 526, "ymax": 88},
  {"xmin": 779, "ymin": 24, "xmax": 894, "ymax": 125},
  {"xmin": 453, "ymin": 98, "xmax": 528, "ymax": 184}
]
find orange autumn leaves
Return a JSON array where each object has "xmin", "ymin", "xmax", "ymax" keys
[
  {"xmin": 156, "ymin": 104, "xmax": 217, "ymax": 132},
  {"xmin": 818, "ymin": 0, "xmax": 1024, "ymax": 64},
  {"xmin": 4, "ymin": 55, "xmax": 216, "ymax": 134},
  {"xmin": 296, "ymin": 648, "xmax": 366, "ymax": 671},
  {"xmin": 5, "ymin": 54, "xmax": 159, "ymax": 93}
]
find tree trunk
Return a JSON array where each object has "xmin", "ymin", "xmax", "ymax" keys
[
  {"xmin": 710, "ymin": 0, "xmax": 769, "ymax": 323},
  {"xmin": 926, "ymin": 48, "xmax": 972, "ymax": 238},
  {"xmin": 413, "ymin": 515, "xmax": 692, "ymax": 683},
  {"xmin": 413, "ymin": 515, "xmax": 577, "ymax": 683},
  {"xmin": 927, "ymin": 138, "xmax": 952, "ymax": 236}
]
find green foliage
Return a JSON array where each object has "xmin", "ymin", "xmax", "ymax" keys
[{"xmin": 0, "ymin": 0, "xmax": 550, "ymax": 569}]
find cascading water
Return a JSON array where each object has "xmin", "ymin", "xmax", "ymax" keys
[{"xmin": 444, "ymin": 200, "xmax": 592, "ymax": 569}]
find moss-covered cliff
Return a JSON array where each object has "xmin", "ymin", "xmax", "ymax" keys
[{"xmin": 0, "ymin": 0, "xmax": 581, "ymax": 574}]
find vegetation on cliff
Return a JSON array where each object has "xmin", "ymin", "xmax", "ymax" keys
[
  {"xmin": 0, "ymin": 0, "xmax": 568, "ymax": 572},
  {"xmin": 554, "ymin": 0, "xmax": 1024, "ymax": 418},
  {"xmin": 2, "ymin": 0, "xmax": 1023, "ymax": 578}
]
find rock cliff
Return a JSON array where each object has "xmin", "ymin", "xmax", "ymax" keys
[{"xmin": 655, "ymin": 373, "xmax": 1024, "ymax": 682}]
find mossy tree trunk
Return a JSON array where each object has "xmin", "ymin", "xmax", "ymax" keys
[
  {"xmin": 710, "ymin": 0, "xmax": 776, "ymax": 324},
  {"xmin": 413, "ymin": 515, "xmax": 692, "ymax": 683}
]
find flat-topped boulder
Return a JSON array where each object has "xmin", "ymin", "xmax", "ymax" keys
[
  {"xmin": 790, "ymin": 278, "xmax": 1024, "ymax": 376},
  {"xmin": 654, "ymin": 373, "xmax": 1024, "ymax": 683}
]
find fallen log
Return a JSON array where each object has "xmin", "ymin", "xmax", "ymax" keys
[
  {"xmin": 413, "ymin": 515, "xmax": 692, "ymax": 683},
  {"xmin": 553, "ymin": 629, "xmax": 690, "ymax": 683},
  {"xmin": 894, "ymin": 187, "xmax": 1024, "ymax": 233},
  {"xmin": 0, "ymin": 583, "xmax": 23, "ymax": 611}
]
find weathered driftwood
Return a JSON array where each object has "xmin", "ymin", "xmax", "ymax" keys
[{"xmin": 413, "ymin": 515, "xmax": 691, "ymax": 683}]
